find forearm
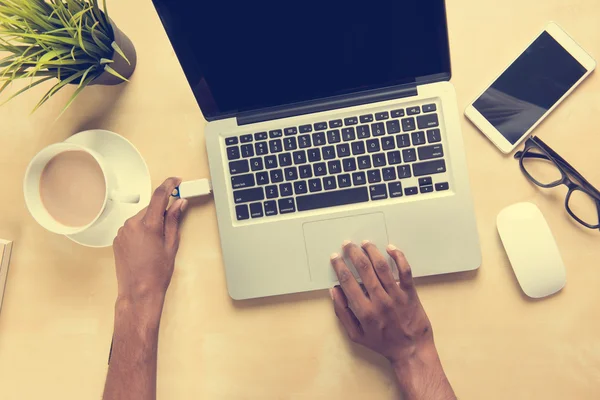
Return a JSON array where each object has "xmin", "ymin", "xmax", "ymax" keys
[
  {"xmin": 102, "ymin": 296, "xmax": 165, "ymax": 400},
  {"xmin": 392, "ymin": 343, "xmax": 456, "ymax": 400}
]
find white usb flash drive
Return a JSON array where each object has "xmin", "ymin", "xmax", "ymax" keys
[{"xmin": 172, "ymin": 179, "xmax": 213, "ymax": 199}]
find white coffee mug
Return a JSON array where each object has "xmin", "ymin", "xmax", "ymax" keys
[{"xmin": 24, "ymin": 142, "xmax": 140, "ymax": 236}]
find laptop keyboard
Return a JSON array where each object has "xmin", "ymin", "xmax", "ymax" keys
[{"xmin": 225, "ymin": 101, "xmax": 450, "ymax": 221}]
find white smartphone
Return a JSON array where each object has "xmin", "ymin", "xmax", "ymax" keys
[{"xmin": 465, "ymin": 22, "xmax": 596, "ymax": 154}]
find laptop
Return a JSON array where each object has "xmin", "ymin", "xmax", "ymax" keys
[{"xmin": 152, "ymin": 0, "xmax": 481, "ymax": 299}]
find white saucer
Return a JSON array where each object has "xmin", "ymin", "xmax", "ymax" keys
[{"xmin": 65, "ymin": 130, "xmax": 151, "ymax": 248}]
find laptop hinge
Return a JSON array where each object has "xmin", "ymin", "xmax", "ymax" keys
[{"xmin": 236, "ymin": 84, "xmax": 418, "ymax": 126}]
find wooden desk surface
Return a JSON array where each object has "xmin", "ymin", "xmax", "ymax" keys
[{"xmin": 1, "ymin": 1, "xmax": 600, "ymax": 399}]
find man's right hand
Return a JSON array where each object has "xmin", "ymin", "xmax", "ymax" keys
[{"xmin": 330, "ymin": 241, "xmax": 456, "ymax": 400}]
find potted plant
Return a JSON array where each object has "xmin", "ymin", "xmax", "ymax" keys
[{"xmin": 0, "ymin": 0, "xmax": 136, "ymax": 115}]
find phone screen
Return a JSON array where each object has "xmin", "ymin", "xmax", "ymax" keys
[{"xmin": 473, "ymin": 31, "xmax": 587, "ymax": 144}]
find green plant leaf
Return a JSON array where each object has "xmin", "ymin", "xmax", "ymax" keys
[
  {"xmin": 110, "ymin": 41, "xmax": 130, "ymax": 65},
  {"xmin": 55, "ymin": 73, "xmax": 96, "ymax": 119},
  {"xmin": 0, "ymin": 75, "xmax": 53, "ymax": 106},
  {"xmin": 102, "ymin": 64, "xmax": 128, "ymax": 81}
]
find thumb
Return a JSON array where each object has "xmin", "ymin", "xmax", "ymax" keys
[{"xmin": 164, "ymin": 199, "xmax": 187, "ymax": 250}]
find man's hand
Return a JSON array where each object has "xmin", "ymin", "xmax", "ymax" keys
[
  {"xmin": 330, "ymin": 241, "xmax": 456, "ymax": 400},
  {"xmin": 113, "ymin": 177, "xmax": 187, "ymax": 306}
]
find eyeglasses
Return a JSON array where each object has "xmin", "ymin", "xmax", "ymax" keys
[{"xmin": 514, "ymin": 136, "xmax": 600, "ymax": 230}]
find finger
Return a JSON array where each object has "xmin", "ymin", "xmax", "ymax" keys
[
  {"xmin": 144, "ymin": 177, "xmax": 182, "ymax": 230},
  {"xmin": 164, "ymin": 199, "xmax": 187, "ymax": 250},
  {"xmin": 362, "ymin": 242, "xmax": 400, "ymax": 295},
  {"xmin": 330, "ymin": 253, "xmax": 369, "ymax": 313},
  {"xmin": 344, "ymin": 241, "xmax": 387, "ymax": 301},
  {"xmin": 331, "ymin": 286, "xmax": 363, "ymax": 342},
  {"xmin": 387, "ymin": 246, "xmax": 414, "ymax": 290}
]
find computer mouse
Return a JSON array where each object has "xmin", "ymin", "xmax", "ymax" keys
[{"xmin": 497, "ymin": 202, "xmax": 566, "ymax": 299}]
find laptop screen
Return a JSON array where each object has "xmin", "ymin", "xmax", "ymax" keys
[{"xmin": 153, "ymin": 0, "xmax": 451, "ymax": 121}]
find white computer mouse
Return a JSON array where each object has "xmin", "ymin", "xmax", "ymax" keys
[{"xmin": 497, "ymin": 202, "xmax": 566, "ymax": 299}]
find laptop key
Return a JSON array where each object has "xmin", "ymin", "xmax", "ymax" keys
[
  {"xmin": 386, "ymin": 120, "xmax": 401, "ymax": 134},
  {"xmin": 285, "ymin": 167, "xmax": 298, "ymax": 181},
  {"xmin": 269, "ymin": 139, "xmax": 283, "ymax": 153},
  {"xmin": 357, "ymin": 125, "xmax": 371, "ymax": 139},
  {"xmin": 312, "ymin": 132, "xmax": 326, "ymax": 146},
  {"xmin": 255, "ymin": 142, "xmax": 268, "ymax": 155},
  {"xmin": 241, "ymin": 144, "xmax": 254, "ymax": 158},
  {"xmin": 284, "ymin": 127, "xmax": 297, "ymax": 136},
  {"xmin": 233, "ymin": 187, "xmax": 264, "ymax": 204},
  {"xmin": 265, "ymin": 155, "xmax": 278, "ymax": 169},
  {"xmin": 265, "ymin": 185, "xmax": 279, "ymax": 199},
  {"xmin": 405, "ymin": 187, "xmax": 418, "ymax": 196},
  {"xmin": 327, "ymin": 130, "xmax": 341, "ymax": 143},
  {"xmin": 279, "ymin": 153, "xmax": 292, "ymax": 167},
  {"xmin": 375, "ymin": 112, "xmax": 389, "ymax": 121},
  {"xmin": 308, "ymin": 148, "xmax": 321, "ymax": 162},
  {"xmin": 391, "ymin": 109, "xmax": 405, "ymax": 118},
  {"xmin": 387, "ymin": 150, "xmax": 402, "ymax": 165},
  {"xmin": 250, "ymin": 157, "xmax": 264, "ymax": 171},
  {"xmin": 236, "ymin": 204, "xmax": 250, "ymax": 221},
  {"xmin": 309, "ymin": 178, "xmax": 323, "ymax": 192},
  {"xmin": 397, "ymin": 165, "xmax": 412, "ymax": 179},
  {"xmin": 435, "ymin": 182, "xmax": 450, "ymax": 191},
  {"xmin": 372, "ymin": 122, "xmax": 385, "ymax": 137},
  {"xmin": 381, "ymin": 137, "xmax": 395, "ymax": 151},
  {"xmin": 299, "ymin": 124, "xmax": 312, "ymax": 134},
  {"xmin": 358, "ymin": 156, "xmax": 371, "ymax": 170},
  {"xmin": 411, "ymin": 131, "xmax": 426, "ymax": 146},
  {"xmin": 402, "ymin": 148, "xmax": 417, "ymax": 163},
  {"xmin": 329, "ymin": 119, "xmax": 343, "ymax": 128},
  {"xmin": 388, "ymin": 182, "xmax": 403, "ymax": 198},
  {"xmin": 296, "ymin": 187, "xmax": 370, "ymax": 211},
  {"xmin": 314, "ymin": 122, "xmax": 328, "ymax": 131},
  {"xmin": 342, "ymin": 158, "xmax": 357, "ymax": 172},
  {"xmin": 284, "ymin": 137, "xmax": 297, "ymax": 151},
  {"xmin": 418, "ymin": 144, "xmax": 444, "ymax": 160},
  {"xmin": 240, "ymin": 134, "xmax": 253, "ymax": 143},
  {"xmin": 314, "ymin": 162, "xmax": 327, "ymax": 176},
  {"xmin": 419, "ymin": 177, "xmax": 433, "ymax": 186},
  {"xmin": 337, "ymin": 143, "xmax": 351, "ymax": 158},
  {"xmin": 226, "ymin": 137, "xmax": 238, "ymax": 146},
  {"xmin": 270, "ymin": 169, "xmax": 283, "ymax": 183},
  {"xmin": 299, "ymin": 165, "xmax": 312, "ymax": 179},
  {"xmin": 328, "ymin": 160, "xmax": 342, "ymax": 174},
  {"xmin": 280, "ymin": 183, "xmax": 293, "ymax": 197},
  {"xmin": 396, "ymin": 134, "xmax": 410, "ymax": 148},
  {"xmin": 294, "ymin": 180, "xmax": 308, "ymax": 194},
  {"xmin": 423, "ymin": 104, "xmax": 437, "ymax": 113},
  {"xmin": 417, "ymin": 113, "xmax": 439, "ymax": 129},
  {"xmin": 367, "ymin": 169, "xmax": 381, "ymax": 183},
  {"xmin": 338, "ymin": 174, "xmax": 352, "ymax": 188},
  {"xmin": 256, "ymin": 171, "xmax": 269, "ymax": 185},
  {"xmin": 293, "ymin": 150, "xmax": 307, "ymax": 164},
  {"xmin": 352, "ymin": 171, "xmax": 367, "ymax": 186},
  {"xmin": 412, "ymin": 159, "xmax": 446, "ymax": 176},
  {"xmin": 227, "ymin": 146, "xmax": 240, "ymax": 160},
  {"xmin": 366, "ymin": 139, "xmax": 380, "ymax": 153},
  {"xmin": 372, "ymin": 153, "xmax": 386, "ymax": 167},
  {"xmin": 278, "ymin": 198, "xmax": 296, "ymax": 214},
  {"xmin": 401, "ymin": 117, "xmax": 416, "ymax": 131},
  {"xmin": 352, "ymin": 141, "xmax": 366, "ymax": 155},
  {"xmin": 269, "ymin": 129, "xmax": 283, "ymax": 138},
  {"xmin": 232, "ymin": 174, "xmax": 255, "ymax": 189},
  {"xmin": 382, "ymin": 167, "xmax": 396, "ymax": 181},
  {"xmin": 407, "ymin": 106, "xmax": 421, "ymax": 115},
  {"xmin": 264, "ymin": 200, "xmax": 278, "ymax": 216},
  {"xmin": 360, "ymin": 114, "xmax": 374, "ymax": 123},
  {"xmin": 427, "ymin": 128, "xmax": 442, "ymax": 143},
  {"xmin": 299, "ymin": 135, "xmax": 312, "ymax": 148},
  {"xmin": 342, "ymin": 127, "xmax": 356, "ymax": 141},
  {"xmin": 250, "ymin": 202, "xmax": 263, "ymax": 218},
  {"xmin": 344, "ymin": 117, "xmax": 358, "ymax": 126},
  {"xmin": 370, "ymin": 184, "xmax": 388, "ymax": 200},
  {"xmin": 254, "ymin": 132, "xmax": 268, "ymax": 141},
  {"xmin": 420, "ymin": 185, "xmax": 434, "ymax": 194},
  {"xmin": 229, "ymin": 160, "xmax": 249, "ymax": 175},
  {"xmin": 323, "ymin": 177, "xmax": 337, "ymax": 191},
  {"xmin": 322, "ymin": 146, "xmax": 336, "ymax": 160}
]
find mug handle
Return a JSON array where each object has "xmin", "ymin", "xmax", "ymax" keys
[{"xmin": 109, "ymin": 189, "xmax": 140, "ymax": 204}]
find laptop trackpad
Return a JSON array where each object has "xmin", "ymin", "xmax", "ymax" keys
[{"xmin": 303, "ymin": 213, "xmax": 393, "ymax": 283}]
